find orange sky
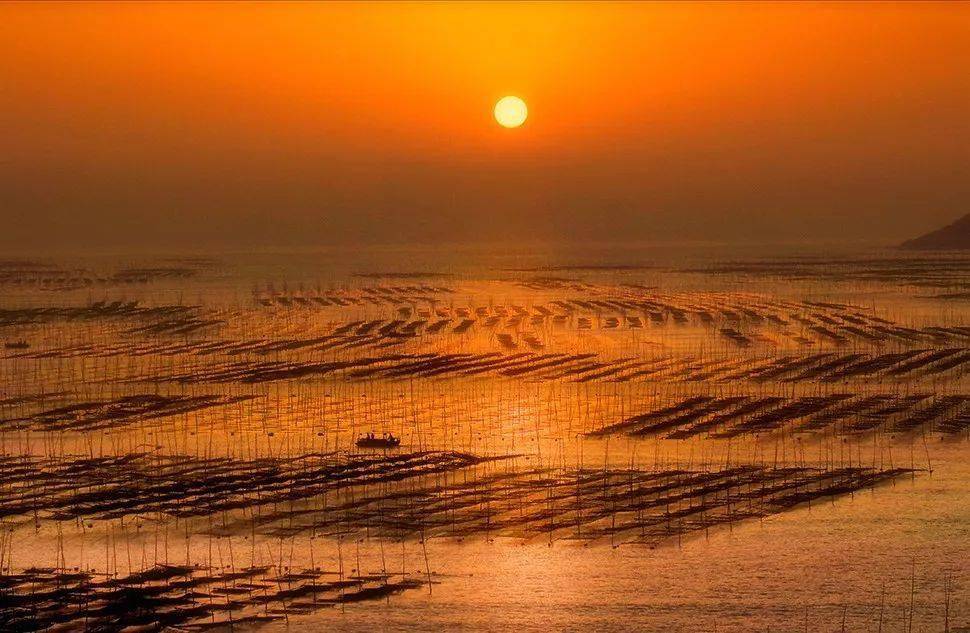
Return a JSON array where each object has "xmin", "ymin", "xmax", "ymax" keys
[{"xmin": 1, "ymin": 2, "xmax": 968, "ymax": 249}]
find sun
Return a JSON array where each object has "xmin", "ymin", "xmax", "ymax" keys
[{"xmin": 494, "ymin": 96, "xmax": 527, "ymax": 128}]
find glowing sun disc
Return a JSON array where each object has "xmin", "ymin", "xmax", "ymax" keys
[{"xmin": 494, "ymin": 96, "xmax": 528, "ymax": 128}]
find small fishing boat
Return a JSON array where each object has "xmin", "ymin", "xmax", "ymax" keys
[
  {"xmin": 356, "ymin": 433, "xmax": 400, "ymax": 449},
  {"xmin": 4, "ymin": 340, "xmax": 29, "ymax": 350}
]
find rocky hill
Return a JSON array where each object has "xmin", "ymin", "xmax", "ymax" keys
[{"xmin": 900, "ymin": 214, "xmax": 970, "ymax": 250}]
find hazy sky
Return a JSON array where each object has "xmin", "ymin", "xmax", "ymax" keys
[{"xmin": 1, "ymin": 2, "xmax": 968, "ymax": 251}]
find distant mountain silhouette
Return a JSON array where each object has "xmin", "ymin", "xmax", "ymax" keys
[{"xmin": 900, "ymin": 214, "xmax": 970, "ymax": 250}]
